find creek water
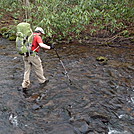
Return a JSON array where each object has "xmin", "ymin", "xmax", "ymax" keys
[{"xmin": 0, "ymin": 38, "xmax": 134, "ymax": 134}]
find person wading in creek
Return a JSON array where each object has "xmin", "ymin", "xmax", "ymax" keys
[{"xmin": 22, "ymin": 27, "xmax": 54, "ymax": 92}]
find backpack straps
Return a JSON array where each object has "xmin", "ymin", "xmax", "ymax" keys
[
  {"xmin": 31, "ymin": 33, "xmax": 40, "ymax": 53},
  {"xmin": 23, "ymin": 36, "xmax": 28, "ymax": 44},
  {"xmin": 33, "ymin": 46, "xmax": 39, "ymax": 52}
]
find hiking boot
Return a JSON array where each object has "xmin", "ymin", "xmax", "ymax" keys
[
  {"xmin": 22, "ymin": 88, "xmax": 28, "ymax": 94},
  {"xmin": 40, "ymin": 79, "xmax": 49, "ymax": 87}
]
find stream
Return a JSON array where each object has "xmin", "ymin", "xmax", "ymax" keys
[{"xmin": 0, "ymin": 37, "xmax": 134, "ymax": 134}]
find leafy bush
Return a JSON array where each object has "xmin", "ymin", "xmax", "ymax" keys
[{"xmin": 1, "ymin": 0, "xmax": 134, "ymax": 41}]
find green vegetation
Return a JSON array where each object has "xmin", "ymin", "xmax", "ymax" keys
[{"xmin": 0, "ymin": 0, "xmax": 134, "ymax": 42}]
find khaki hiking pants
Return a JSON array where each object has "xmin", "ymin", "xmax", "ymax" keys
[{"xmin": 22, "ymin": 55, "xmax": 46, "ymax": 88}]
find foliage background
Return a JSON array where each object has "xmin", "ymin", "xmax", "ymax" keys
[{"xmin": 0, "ymin": 0, "xmax": 134, "ymax": 42}]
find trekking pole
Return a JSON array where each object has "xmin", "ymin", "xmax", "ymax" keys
[
  {"xmin": 54, "ymin": 48, "xmax": 85, "ymax": 90},
  {"xmin": 54, "ymin": 48, "xmax": 72, "ymax": 84}
]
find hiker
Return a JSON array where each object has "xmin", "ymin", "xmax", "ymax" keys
[{"xmin": 22, "ymin": 27, "xmax": 54, "ymax": 90}]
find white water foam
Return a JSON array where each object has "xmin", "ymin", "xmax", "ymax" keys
[
  {"xmin": 130, "ymin": 97, "xmax": 134, "ymax": 104},
  {"xmin": 108, "ymin": 127, "xmax": 131, "ymax": 134},
  {"xmin": 9, "ymin": 113, "xmax": 18, "ymax": 127}
]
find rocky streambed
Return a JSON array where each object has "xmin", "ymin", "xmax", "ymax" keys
[{"xmin": 0, "ymin": 38, "xmax": 134, "ymax": 134}]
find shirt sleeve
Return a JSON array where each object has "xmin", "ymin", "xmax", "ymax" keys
[
  {"xmin": 39, "ymin": 43, "xmax": 51, "ymax": 49},
  {"xmin": 36, "ymin": 35, "xmax": 43, "ymax": 44}
]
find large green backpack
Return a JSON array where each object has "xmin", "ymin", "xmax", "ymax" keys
[{"xmin": 16, "ymin": 22, "xmax": 33, "ymax": 55}]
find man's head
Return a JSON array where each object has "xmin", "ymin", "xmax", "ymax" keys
[{"xmin": 35, "ymin": 27, "xmax": 45, "ymax": 34}]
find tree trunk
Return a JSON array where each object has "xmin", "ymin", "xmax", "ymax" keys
[{"xmin": 23, "ymin": 0, "xmax": 30, "ymax": 21}]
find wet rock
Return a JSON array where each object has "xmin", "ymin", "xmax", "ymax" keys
[
  {"xmin": 26, "ymin": 93, "xmax": 41, "ymax": 101},
  {"xmin": 96, "ymin": 56, "xmax": 108, "ymax": 65},
  {"xmin": 32, "ymin": 104, "xmax": 42, "ymax": 110},
  {"xmin": 47, "ymin": 124, "xmax": 75, "ymax": 134},
  {"xmin": 35, "ymin": 94, "xmax": 45, "ymax": 102},
  {"xmin": 127, "ymin": 65, "xmax": 134, "ymax": 71},
  {"xmin": 96, "ymin": 56, "xmax": 108, "ymax": 62},
  {"xmin": 43, "ymin": 100, "xmax": 54, "ymax": 107},
  {"xmin": 1, "ymin": 105, "xmax": 9, "ymax": 112},
  {"xmin": 79, "ymin": 122, "xmax": 89, "ymax": 133},
  {"xmin": 90, "ymin": 114, "xmax": 110, "ymax": 124}
]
